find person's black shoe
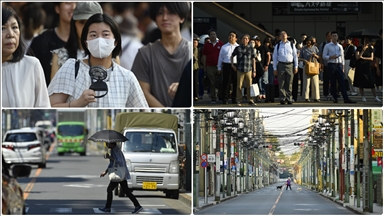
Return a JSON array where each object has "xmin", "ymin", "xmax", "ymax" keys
[
  {"xmin": 314, "ymin": 99, "xmax": 320, "ymax": 102},
  {"xmin": 248, "ymin": 101, "xmax": 257, "ymax": 106},
  {"xmin": 344, "ymin": 99, "xmax": 357, "ymax": 104},
  {"xmin": 280, "ymin": 100, "xmax": 286, "ymax": 105},
  {"xmin": 132, "ymin": 206, "xmax": 143, "ymax": 214},
  {"xmin": 287, "ymin": 100, "xmax": 293, "ymax": 105},
  {"xmin": 99, "ymin": 208, "xmax": 111, "ymax": 213},
  {"xmin": 333, "ymin": 98, "xmax": 338, "ymax": 103}
]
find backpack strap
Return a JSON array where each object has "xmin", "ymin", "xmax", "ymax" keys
[{"xmin": 75, "ymin": 59, "xmax": 80, "ymax": 78}]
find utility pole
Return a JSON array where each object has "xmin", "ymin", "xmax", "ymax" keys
[
  {"xmin": 213, "ymin": 110, "xmax": 221, "ymax": 202},
  {"xmin": 344, "ymin": 110, "xmax": 350, "ymax": 203},
  {"xmin": 193, "ymin": 111, "xmax": 200, "ymax": 208},
  {"xmin": 227, "ymin": 126, "xmax": 232, "ymax": 197},
  {"xmin": 362, "ymin": 109, "xmax": 373, "ymax": 212}
]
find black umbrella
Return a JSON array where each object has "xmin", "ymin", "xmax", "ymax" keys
[
  {"xmin": 347, "ymin": 29, "xmax": 380, "ymax": 39},
  {"xmin": 88, "ymin": 130, "xmax": 127, "ymax": 143}
]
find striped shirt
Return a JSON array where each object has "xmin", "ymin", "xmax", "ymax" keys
[{"xmin": 48, "ymin": 58, "xmax": 149, "ymax": 108}]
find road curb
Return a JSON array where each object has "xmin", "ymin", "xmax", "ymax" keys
[
  {"xmin": 179, "ymin": 193, "xmax": 191, "ymax": 207},
  {"xmin": 319, "ymin": 193, "xmax": 365, "ymax": 215},
  {"xmin": 193, "ymin": 195, "xmax": 238, "ymax": 213}
]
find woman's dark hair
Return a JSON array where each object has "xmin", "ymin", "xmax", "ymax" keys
[
  {"xmin": 304, "ymin": 36, "xmax": 315, "ymax": 46},
  {"xmin": 81, "ymin": 13, "xmax": 122, "ymax": 59},
  {"xmin": 2, "ymin": 6, "xmax": 26, "ymax": 62},
  {"xmin": 65, "ymin": 19, "xmax": 82, "ymax": 59},
  {"xmin": 21, "ymin": 4, "xmax": 46, "ymax": 40},
  {"xmin": 149, "ymin": 2, "xmax": 190, "ymax": 22},
  {"xmin": 263, "ymin": 37, "xmax": 274, "ymax": 50}
]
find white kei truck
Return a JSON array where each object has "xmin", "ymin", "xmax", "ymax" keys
[{"xmin": 113, "ymin": 112, "xmax": 180, "ymax": 199}]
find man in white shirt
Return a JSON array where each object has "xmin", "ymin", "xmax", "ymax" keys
[
  {"xmin": 217, "ymin": 31, "xmax": 239, "ymax": 104},
  {"xmin": 322, "ymin": 31, "xmax": 356, "ymax": 104}
]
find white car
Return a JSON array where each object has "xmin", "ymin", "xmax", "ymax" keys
[{"xmin": 2, "ymin": 128, "xmax": 47, "ymax": 168}]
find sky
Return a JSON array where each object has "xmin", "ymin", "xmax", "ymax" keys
[{"xmin": 260, "ymin": 108, "xmax": 313, "ymax": 155}]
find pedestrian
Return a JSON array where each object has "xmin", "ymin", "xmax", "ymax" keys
[
  {"xmin": 319, "ymin": 31, "xmax": 332, "ymax": 100},
  {"xmin": 2, "ymin": 6, "xmax": 50, "ymax": 108},
  {"xmin": 299, "ymin": 36, "xmax": 321, "ymax": 102},
  {"xmin": 50, "ymin": 2, "xmax": 104, "ymax": 81},
  {"xmin": 48, "ymin": 13, "xmax": 148, "ymax": 108},
  {"xmin": 202, "ymin": 29, "xmax": 224, "ymax": 104},
  {"xmin": 374, "ymin": 29, "xmax": 383, "ymax": 93},
  {"xmin": 254, "ymin": 35, "xmax": 270, "ymax": 101},
  {"xmin": 193, "ymin": 34, "xmax": 200, "ymax": 101},
  {"xmin": 198, "ymin": 35, "xmax": 210, "ymax": 99},
  {"xmin": 20, "ymin": 4, "xmax": 46, "ymax": 54},
  {"xmin": 293, "ymin": 42, "xmax": 304, "ymax": 102},
  {"xmin": 131, "ymin": 2, "xmax": 191, "ymax": 107},
  {"xmin": 116, "ymin": 3, "xmax": 143, "ymax": 71},
  {"xmin": 344, "ymin": 36, "xmax": 358, "ymax": 96},
  {"xmin": 217, "ymin": 31, "xmax": 239, "ymax": 104},
  {"xmin": 28, "ymin": 2, "xmax": 77, "ymax": 87},
  {"xmin": 353, "ymin": 37, "xmax": 381, "ymax": 102},
  {"xmin": 99, "ymin": 142, "xmax": 143, "ymax": 214},
  {"xmin": 231, "ymin": 34, "xmax": 257, "ymax": 106},
  {"xmin": 286, "ymin": 177, "xmax": 292, "ymax": 190},
  {"xmin": 322, "ymin": 31, "xmax": 356, "ymax": 104},
  {"xmin": 273, "ymin": 30, "xmax": 298, "ymax": 105}
]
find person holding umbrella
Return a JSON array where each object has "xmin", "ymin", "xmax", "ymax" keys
[{"xmin": 89, "ymin": 130, "xmax": 143, "ymax": 214}]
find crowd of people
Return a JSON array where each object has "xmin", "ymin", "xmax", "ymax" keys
[
  {"xmin": 194, "ymin": 28, "xmax": 383, "ymax": 105},
  {"xmin": 2, "ymin": 2, "xmax": 192, "ymax": 108}
]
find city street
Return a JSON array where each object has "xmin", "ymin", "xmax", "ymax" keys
[
  {"xmin": 16, "ymin": 142, "xmax": 191, "ymax": 215},
  {"xmin": 194, "ymin": 182, "xmax": 356, "ymax": 215}
]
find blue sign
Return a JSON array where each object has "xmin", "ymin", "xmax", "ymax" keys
[{"xmin": 201, "ymin": 161, "xmax": 207, "ymax": 168}]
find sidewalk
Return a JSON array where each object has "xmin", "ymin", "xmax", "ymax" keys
[
  {"xmin": 193, "ymin": 193, "xmax": 238, "ymax": 213},
  {"xmin": 319, "ymin": 192, "xmax": 383, "ymax": 215},
  {"xmin": 193, "ymin": 189, "xmax": 383, "ymax": 215},
  {"xmin": 179, "ymin": 189, "xmax": 192, "ymax": 208}
]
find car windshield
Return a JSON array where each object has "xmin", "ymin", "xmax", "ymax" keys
[
  {"xmin": 123, "ymin": 132, "xmax": 177, "ymax": 153},
  {"xmin": 4, "ymin": 133, "xmax": 38, "ymax": 142},
  {"xmin": 57, "ymin": 125, "xmax": 84, "ymax": 136}
]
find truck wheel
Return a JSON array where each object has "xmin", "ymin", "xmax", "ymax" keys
[
  {"xmin": 80, "ymin": 152, "xmax": 86, "ymax": 156},
  {"xmin": 172, "ymin": 190, "xmax": 179, "ymax": 199},
  {"xmin": 58, "ymin": 152, "xmax": 64, "ymax": 156},
  {"xmin": 165, "ymin": 191, "xmax": 172, "ymax": 198},
  {"xmin": 38, "ymin": 162, "xmax": 46, "ymax": 168}
]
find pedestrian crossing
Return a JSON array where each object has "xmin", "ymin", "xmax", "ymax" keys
[{"xmin": 25, "ymin": 207, "xmax": 163, "ymax": 214}]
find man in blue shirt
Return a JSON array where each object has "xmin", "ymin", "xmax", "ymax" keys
[
  {"xmin": 322, "ymin": 31, "xmax": 356, "ymax": 104},
  {"xmin": 273, "ymin": 31, "xmax": 298, "ymax": 105}
]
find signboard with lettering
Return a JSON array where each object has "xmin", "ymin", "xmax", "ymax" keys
[{"xmin": 272, "ymin": 2, "xmax": 359, "ymax": 15}]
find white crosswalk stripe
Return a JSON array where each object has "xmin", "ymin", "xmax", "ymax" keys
[
  {"xmin": 50, "ymin": 208, "xmax": 72, "ymax": 213},
  {"xmin": 25, "ymin": 207, "xmax": 163, "ymax": 214}
]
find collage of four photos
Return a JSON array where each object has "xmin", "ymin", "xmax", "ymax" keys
[{"xmin": 1, "ymin": 1, "xmax": 383, "ymax": 215}]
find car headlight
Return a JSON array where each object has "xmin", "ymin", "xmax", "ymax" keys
[
  {"xmin": 169, "ymin": 160, "xmax": 179, "ymax": 174},
  {"xmin": 126, "ymin": 159, "xmax": 132, "ymax": 171}
]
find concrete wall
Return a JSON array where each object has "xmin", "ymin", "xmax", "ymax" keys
[{"xmin": 194, "ymin": 2, "xmax": 383, "ymax": 43}]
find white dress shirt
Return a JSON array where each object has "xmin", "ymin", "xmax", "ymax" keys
[
  {"xmin": 217, "ymin": 42, "xmax": 239, "ymax": 70},
  {"xmin": 322, "ymin": 42, "xmax": 345, "ymax": 65}
]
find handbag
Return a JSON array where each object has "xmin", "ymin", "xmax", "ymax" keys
[
  {"xmin": 305, "ymin": 56, "xmax": 320, "ymax": 75},
  {"xmin": 347, "ymin": 68, "xmax": 355, "ymax": 83},
  {"xmin": 108, "ymin": 161, "xmax": 126, "ymax": 182},
  {"xmin": 250, "ymin": 83, "xmax": 260, "ymax": 97}
]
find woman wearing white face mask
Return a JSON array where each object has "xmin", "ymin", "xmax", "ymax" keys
[{"xmin": 48, "ymin": 13, "xmax": 148, "ymax": 108}]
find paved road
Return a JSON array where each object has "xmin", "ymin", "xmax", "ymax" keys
[
  {"xmin": 194, "ymin": 182, "xmax": 357, "ymax": 215},
  {"xmin": 194, "ymin": 81, "xmax": 383, "ymax": 107},
  {"xmin": 16, "ymin": 143, "xmax": 191, "ymax": 215}
]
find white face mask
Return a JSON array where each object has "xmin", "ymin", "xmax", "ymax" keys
[{"xmin": 87, "ymin": 38, "xmax": 116, "ymax": 59}]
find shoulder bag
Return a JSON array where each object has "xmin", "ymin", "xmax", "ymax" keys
[
  {"xmin": 305, "ymin": 55, "xmax": 320, "ymax": 75},
  {"xmin": 108, "ymin": 161, "xmax": 126, "ymax": 182}
]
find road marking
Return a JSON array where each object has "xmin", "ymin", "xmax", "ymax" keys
[
  {"xmin": 63, "ymin": 184, "xmax": 105, "ymax": 188},
  {"xmin": 50, "ymin": 208, "xmax": 72, "ymax": 213},
  {"xmin": 23, "ymin": 143, "xmax": 55, "ymax": 200},
  {"xmin": 268, "ymin": 189, "xmax": 284, "ymax": 215},
  {"xmin": 94, "ymin": 208, "xmax": 117, "ymax": 213}
]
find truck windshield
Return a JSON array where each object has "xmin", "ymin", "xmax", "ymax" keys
[
  {"xmin": 57, "ymin": 125, "xmax": 84, "ymax": 136},
  {"xmin": 123, "ymin": 132, "xmax": 177, "ymax": 153}
]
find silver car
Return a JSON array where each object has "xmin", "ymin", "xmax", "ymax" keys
[{"xmin": 2, "ymin": 128, "xmax": 47, "ymax": 168}]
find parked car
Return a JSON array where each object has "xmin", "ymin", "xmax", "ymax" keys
[
  {"xmin": 2, "ymin": 156, "xmax": 31, "ymax": 214},
  {"xmin": 2, "ymin": 128, "xmax": 47, "ymax": 168}
]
